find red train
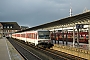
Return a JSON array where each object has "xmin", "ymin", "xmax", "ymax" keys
[{"xmin": 51, "ymin": 31, "xmax": 88, "ymax": 44}]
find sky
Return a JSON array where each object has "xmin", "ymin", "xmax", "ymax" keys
[{"xmin": 0, "ymin": 0, "xmax": 90, "ymax": 27}]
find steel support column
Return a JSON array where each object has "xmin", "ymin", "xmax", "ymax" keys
[
  {"xmin": 77, "ymin": 29, "xmax": 79, "ymax": 47},
  {"xmin": 62, "ymin": 28, "xmax": 64, "ymax": 45},
  {"xmin": 73, "ymin": 27, "xmax": 75, "ymax": 47},
  {"xmin": 66, "ymin": 30, "xmax": 68, "ymax": 45}
]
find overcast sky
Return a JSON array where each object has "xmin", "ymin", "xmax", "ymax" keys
[{"xmin": 0, "ymin": 0, "xmax": 90, "ymax": 27}]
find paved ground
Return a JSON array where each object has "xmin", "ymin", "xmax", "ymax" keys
[{"xmin": 0, "ymin": 37, "xmax": 24, "ymax": 60}]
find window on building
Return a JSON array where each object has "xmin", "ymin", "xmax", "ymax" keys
[
  {"xmin": 6, "ymin": 30, "xmax": 8, "ymax": 33},
  {"xmin": 12, "ymin": 30, "xmax": 14, "ymax": 33},
  {"xmin": 4, "ymin": 26, "xmax": 6, "ymax": 28},
  {"xmin": 0, "ymin": 26, "xmax": 2, "ymax": 28},
  {"xmin": 1, "ymin": 26, "xmax": 2, "ymax": 28},
  {"xmin": 8, "ymin": 30, "xmax": 9, "ymax": 32},
  {"xmin": 7, "ymin": 26, "xmax": 9, "ymax": 28},
  {"xmin": 10, "ymin": 26, "xmax": 12, "ymax": 28}
]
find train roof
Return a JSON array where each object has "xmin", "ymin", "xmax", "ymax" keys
[{"xmin": 14, "ymin": 29, "xmax": 49, "ymax": 33}]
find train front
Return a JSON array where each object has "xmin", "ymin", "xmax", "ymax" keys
[{"xmin": 37, "ymin": 30, "xmax": 53, "ymax": 48}]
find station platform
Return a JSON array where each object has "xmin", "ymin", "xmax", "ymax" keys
[
  {"xmin": 0, "ymin": 37, "xmax": 24, "ymax": 60},
  {"xmin": 53, "ymin": 44, "xmax": 90, "ymax": 59}
]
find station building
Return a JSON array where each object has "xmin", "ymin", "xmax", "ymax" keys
[
  {"xmin": 0, "ymin": 22, "xmax": 20, "ymax": 38},
  {"xmin": 20, "ymin": 26, "xmax": 29, "ymax": 30}
]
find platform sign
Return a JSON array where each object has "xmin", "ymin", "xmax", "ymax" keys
[{"xmin": 76, "ymin": 24, "xmax": 84, "ymax": 29}]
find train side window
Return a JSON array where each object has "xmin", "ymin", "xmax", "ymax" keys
[
  {"xmin": 86, "ymin": 35, "xmax": 88, "ymax": 38},
  {"xmin": 35, "ymin": 33, "xmax": 36, "ymax": 39},
  {"xmin": 29, "ymin": 33, "xmax": 31, "ymax": 38},
  {"xmin": 32, "ymin": 33, "xmax": 33, "ymax": 38},
  {"xmin": 31, "ymin": 33, "xmax": 32, "ymax": 38}
]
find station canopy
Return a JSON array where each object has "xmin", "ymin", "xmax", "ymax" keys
[{"xmin": 19, "ymin": 11, "xmax": 90, "ymax": 32}]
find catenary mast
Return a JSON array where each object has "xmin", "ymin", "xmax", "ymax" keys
[{"xmin": 69, "ymin": 4, "xmax": 72, "ymax": 17}]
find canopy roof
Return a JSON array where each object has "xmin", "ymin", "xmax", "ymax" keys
[{"xmin": 17, "ymin": 11, "xmax": 90, "ymax": 33}]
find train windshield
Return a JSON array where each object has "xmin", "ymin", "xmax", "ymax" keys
[{"xmin": 38, "ymin": 31, "xmax": 50, "ymax": 39}]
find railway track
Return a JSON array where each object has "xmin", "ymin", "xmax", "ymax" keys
[
  {"xmin": 8, "ymin": 38, "xmax": 42, "ymax": 60},
  {"xmin": 29, "ymin": 43, "xmax": 87, "ymax": 60},
  {"xmin": 45, "ymin": 49, "xmax": 87, "ymax": 60},
  {"xmin": 8, "ymin": 38, "xmax": 87, "ymax": 60}
]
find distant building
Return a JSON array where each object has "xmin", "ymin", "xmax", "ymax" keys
[
  {"xmin": 20, "ymin": 26, "xmax": 29, "ymax": 30},
  {"xmin": 0, "ymin": 22, "xmax": 20, "ymax": 37}
]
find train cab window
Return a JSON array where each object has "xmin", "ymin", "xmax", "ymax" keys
[{"xmin": 38, "ymin": 31, "xmax": 50, "ymax": 39}]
